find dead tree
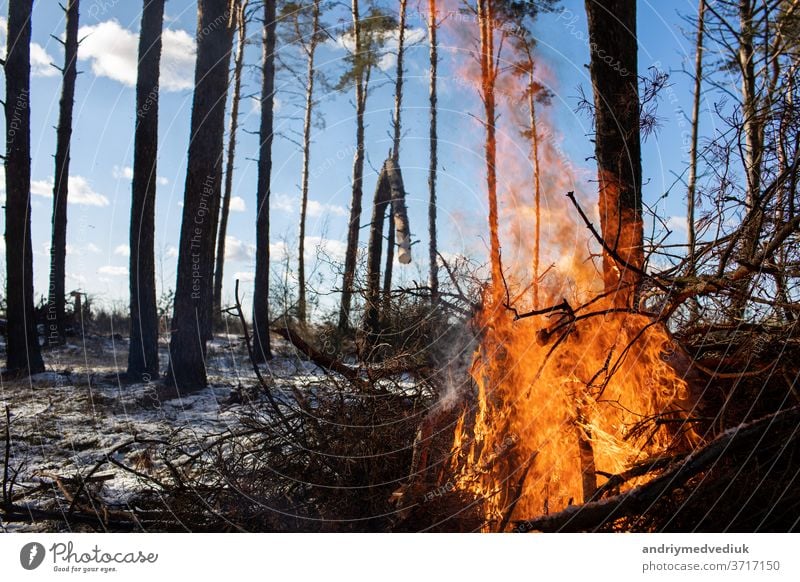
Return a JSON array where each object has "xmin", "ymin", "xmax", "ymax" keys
[
  {"xmin": 364, "ymin": 158, "xmax": 411, "ymax": 344},
  {"xmin": 295, "ymin": 0, "xmax": 323, "ymax": 324},
  {"xmin": 127, "ymin": 0, "xmax": 165, "ymax": 382},
  {"xmin": 338, "ymin": 0, "xmax": 367, "ymax": 332},
  {"xmin": 337, "ymin": 2, "xmax": 395, "ymax": 331},
  {"xmin": 382, "ymin": 0, "xmax": 408, "ymax": 303},
  {"xmin": 687, "ymin": 0, "xmax": 705, "ymax": 278},
  {"xmin": 4, "ymin": 0, "xmax": 45, "ymax": 375},
  {"xmin": 47, "ymin": 0, "xmax": 80, "ymax": 346},
  {"xmin": 213, "ymin": 0, "xmax": 249, "ymax": 326}
]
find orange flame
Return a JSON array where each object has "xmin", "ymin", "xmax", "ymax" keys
[{"xmin": 438, "ymin": 3, "xmax": 697, "ymax": 530}]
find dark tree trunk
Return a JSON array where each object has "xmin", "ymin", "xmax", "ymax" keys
[
  {"xmin": 364, "ymin": 162, "xmax": 392, "ymax": 342},
  {"xmin": 382, "ymin": 201, "xmax": 394, "ymax": 311},
  {"xmin": 165, "ymin": 0, "xmax": 233, "ymax": 392},
  {"xmin": 4, "ymin": 0, "xmax": 44, "ymax": 375},
  {"xmin": 427, "ymin": 0, "xmax": 439, "ymax": 302},
  {"xmin": 253, "ymin": 0, "xmax": 276, "ymax": 362},
  {"xmin": 47, "ymin": 0, "xmax": 79, "ymax": 346},
  {"xmin": 338, "ymin": 0, "xmax": 366, "ymax": 332},
  {"xmin": 365, "ymin": 158, "xmax": 410, "ymax": 343},
  {"xmin": 127, "ymin": 0, "xmax": 164, "ymax": 382},
  {"xmin": 213, "ymin": 0, "xmax": 247, "ymax": 326},
  {"xmin": 382, "ymin": 0, "xmax": 408, "ymax": 306},
  {"xmin": 584, "ymin": 0, "xmax": 643, "ymax": 308},
  {"xmin": 297, "ymin": 0, "xmax": 321, "ymax": 325}
]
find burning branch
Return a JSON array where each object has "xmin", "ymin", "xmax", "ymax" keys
[{"xmin": 513, "ymin": 406, "xmax": 800, "ymax": 532}]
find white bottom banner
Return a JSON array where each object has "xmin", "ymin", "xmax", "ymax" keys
[{"xmin": 0, "ymin": 533, "xmax": 796, "ymax": 581}]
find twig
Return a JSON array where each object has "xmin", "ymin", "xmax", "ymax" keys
[
  {"xmin": 226, "ymin": 279, "xmax": 295, "ymax": 437},
  {"xmin": 565, "ymin": 191, "xmax": 669, "ymax": 292}
]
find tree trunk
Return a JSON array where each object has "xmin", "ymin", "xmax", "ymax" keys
[
  {"xmin": 338, "ymin": 0, "xmax": 366, "ymax": 332},
  {"xmin": 739, "ymin": 0, "xmax": 761, "ymax": 211},
  {"xmin": 297, "ymin": 0, "xmax": 321, "ymax": 325},
  {"xmin": 213, "ymin": 0, "xmax": 247, "ymax": 326},
  {"xmin": 477, "ymin": 0, "xmax": 502, "ymax": 292},
  {"xmin": 382, "ymin": 0, "xmax": 408, "ymax": 306},
  {"xmin": 165, "ymin": 0, "xmax": 233, "ymax": 392},
  {"xmin": 127, "ymin": 0, "xmax": 164, "ymax": 382},
  {"xmin": 386, "ymin": 158, "xmax": 412, "ymax": 266},
  {"xmin": 46, "ymin": 0, "xmax": 79, "ymax": 346},
  {"xmin": 4, "ymin": 0, "xmax": 45, "ymax": 375},
  {"xmin": 687, "ymin": 0, "xmax": 705, "ymax": 277},
  {"xmin": 731, "ymin": 0, "xmax": 762, "ymax": 320},
  {"xmin": 365, "ymin": 158, "xmax": 411, "ymax": 343},
  {"xmin": 253, "ymin": 0, "xmax": 276, "ymax": 362},
  {"xmin": 525, "ymin": 47, "xmax": 542, "ymax": 309},
  {"xmin": 584, "ymin": 0, "xmax": 643, "ymax": 308},
  {"xmin": 382, "ymin": 205, "xmax": 394, "ymax": 310},
  {"xmin": 428, "ymin": 0, "xmax": 439, "ymax": 302},
  {"xmin": 364, "ymin": 162, "xmax": 392, "ymax": 342}
]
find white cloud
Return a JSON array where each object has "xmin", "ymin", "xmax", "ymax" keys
[
  {"xmin": 273, "ymin": 193, "xmax": 346, "ymax": 218},
  {"xmin": 78, "ymin": 20, "xmax": 196, "ymax": 92},
  {"xmin": 307, "ymin": 199, "xmax": 347, "ymax": 218},
  {"xmin": 165, "ymin": 245, "xmax": 179, "ymax": 258},
  {"xmin": 112, "ymin": 165, "xmax": 134, "ymax": 180},
  {"xmin": 305, "ymin": 236, "xmax": 346, "ymax": 260},
  {"xmin": 229, "ymin": 196, "xmax": 246, "ymax": 212},
  {"xmin": 31, "ymin": 175, "xmax": 110, "ymax": 207},
  {"xmin": 86, "ymin": 243, "xmax": 102, "ymax": 254},
  {"xmin": 378, "ymin": 28, "xmax": 427, "ymax": 71},
  {"xmin": 98, "ymin": 265, "xmax": 128, "ymax": 277},
  {"xmin": 31, "ymin": 42, "xmax": 59, "ymax": 77},
  {"xmin": 224, "ymin": 236, "xmax": 256, "ymax": 262},
  {"xmin": 270, "ymin": 241, "xmax": 289, "ymax": 261},
  {"xmin": 114, "ymin": 244, "xmax": 130, "ymax": 256},
  {"xmin": 0, "ymin": 17, "xmax": 58, "ymax": 77},
  {"xmin": 329, "ymin": 27, "xmax": 427, "ymax": 72},
  {"xmin": 159, "ymin": 28, "xmax": 196, "ymax": 91},
  {"xmin": 273, "ymin": 193, "xmax": 295, "ymax": 213}
]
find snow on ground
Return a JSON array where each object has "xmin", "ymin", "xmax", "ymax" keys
[{"xmin": 0, "ymin": 333, "xmax": 329, "ymax": 531}]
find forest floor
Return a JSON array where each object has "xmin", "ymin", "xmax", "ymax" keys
[{"xmin": 0, "ymin": 332, "xmax": 328, "ymax": 532}]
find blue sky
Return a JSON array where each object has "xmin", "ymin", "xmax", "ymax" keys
[{"xmin": 0, "ymin": 0, "xmax": 720, "ymax": 317}]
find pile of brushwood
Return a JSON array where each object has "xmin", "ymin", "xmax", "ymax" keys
[{"xmin": 2, "ymin": 246, "xmax": 799, "ymax": 532}]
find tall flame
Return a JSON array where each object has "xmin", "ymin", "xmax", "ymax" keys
[{"xmin": 439, "ymin": 3, "xmax": 697, "ymax": 530}]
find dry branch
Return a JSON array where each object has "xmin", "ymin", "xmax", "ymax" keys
[{"xmin": 513, "ymin": 406, "xmax": 800, "ymax": 532}]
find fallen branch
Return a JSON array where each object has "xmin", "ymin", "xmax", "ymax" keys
[
  {"xmin": 513, "ymin": 405, "xmax": 800, "ymax": 532},
  {"xmin": 0, "ymin": 503, "xmax": 139, "ymax": 531},
  {"xmin": 271, "ymin": 324, "xmax": 365, "ymax": 388}
]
